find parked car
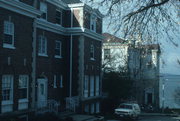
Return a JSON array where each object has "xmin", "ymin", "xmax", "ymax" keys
[{"xmin": 114, "ymin": 103, "xmax": 141, "ymax": 120}]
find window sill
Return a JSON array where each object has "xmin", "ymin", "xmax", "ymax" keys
[
  {"xmin": 38, "ymin": 53, "xmax": 48, "ymax": 57},
  {"xmin": 3, "ymin": 44, "xmax": 16, "ymax": 49},
  {"xmin": 18, "ymin": 99, "xmax": 29, "ymax": 103},
  {"xmin": 2, "ymin": 100, "xmax": 13, "ymax": 105},
  {"xmin": 54, "ymin": 55, "xmax": 62, "ymax": 59},
  {"xmin": 90, "ymin": 58, "xmax": 95, "ymax": 61}
]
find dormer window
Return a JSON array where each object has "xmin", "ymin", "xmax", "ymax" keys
[
  {"xmin": 56, "ymin": 9, "xmax": 62, "ymax": 25},
  {"xmin": 90, "ymin": 44, "xmax": 95, "ymax": 60},
  {"xmin": 90, "ymin": 14, "xmax": 96, "ymax": 32},
  {"xmin": 40, "ymin": 2, "xmax": 47, "ymax": 20}
]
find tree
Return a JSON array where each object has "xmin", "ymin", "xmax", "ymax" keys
[
  {"xmin": 83, "ymin": 0, "xmax": 180, "ymax": 45},
  {"xmin": 102, "ymin": 71, "xmax": 133, "ymax": 113}
]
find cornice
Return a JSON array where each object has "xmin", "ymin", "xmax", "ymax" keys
[
  {"xmin": 0, "ymin": 0, "xmax": 41, "ymax": 18},
  {"xmin": 46, "ymin": 0, "xmax": 68, "ymax": 9},
  {"xmin": 36, "ymin": 19, "xmax": 103, "ymax": 41}
]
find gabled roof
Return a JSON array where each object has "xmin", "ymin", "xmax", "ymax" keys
[
  {"xmin": 61, "ymin": 0, "xmax": 82, "ymax": 4},
  {"xmin": 103, "ymin": 33, "xmax": 125, "ymax": 43}
]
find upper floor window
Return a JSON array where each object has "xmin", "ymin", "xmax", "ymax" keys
[
  {"xmin": 2, "ymin": 75, "xmax": 13, "ymax": 101},
  {"xmin": 18, "ymin": 75, "xmax": 28, "ymax": 99},
  {"xmin": 90, "ymin": 14, "xmax": 96, "ymax": 32},
  {"xmin": 90, "ymin": 44, "xmax": 95, "ymax": 60},
  {"xmin": 104, "ymin": 49, "xmax": 110, "ymax": 59},
  {"xmin": 3, "ymin": 21, "xmax": 14, "ymax": 48},
  {"xmin": 56, "ymin": 9, "xmax": 62, "ymax": 25},
  {"xmin": 55, "ymin": 40, "xmax": 62, "ymax": 58},
  {"xmin": 38, "ymin": 35, "xmax": 47, "ymax": 56},
  {"xmin": 40, "ymin": 2, "xmax": 47, "ymax": 20}
]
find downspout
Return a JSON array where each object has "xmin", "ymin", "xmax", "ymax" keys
[
  {"xmin": 69, "ymin": 8, "xmax": 73, "ymax": 97},
  {"xmin": 70, "ymin": 35, "xmax": 72, "ymax": 97},
  {"xmin": 32, "ymin": 19, "xmax": 37, "ymax": 109}
]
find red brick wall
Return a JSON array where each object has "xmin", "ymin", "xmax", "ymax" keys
[{"xmin": 0, "ymin": 8, "xmax": 33, "ymax": 112}]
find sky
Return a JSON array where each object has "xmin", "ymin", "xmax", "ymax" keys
[{"xmin": 82, "ymin": 0, "xmax": 180, "ymax": 75}]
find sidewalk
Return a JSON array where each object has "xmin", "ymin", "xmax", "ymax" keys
[
  {"xmin": 140, "ymin": 112, "xmax": 179, "ymax": 117},
  {"xmin": 69, "ymin": 114, "xmax": 104, "ymax": 121}
]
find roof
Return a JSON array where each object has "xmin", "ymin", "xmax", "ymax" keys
[
  {"xmin": 103, "ymin": 33, "xmax": 125, "ymax": 43},
  {"xmin": 61, "ymin": 0, "xmax": 82, "ymax": 4}
]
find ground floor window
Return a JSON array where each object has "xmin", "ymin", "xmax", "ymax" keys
[
  {"xmin": 19, "ymin": 75, "xmax": 28, "ymax": 99},
  {"xmin": 84, "ymin": 104, "xmax": 89, "ymax": 113},
  {"xmin": 90, "ymin": 103, "xmax": 95, "ymax": 114},
  {"xmin": 96, "ymin": 102, "xmax": 100, "ymax": 113},
  {"xmin": 2, "ymin": 75, "xmax": 13, "ymax": 101}
]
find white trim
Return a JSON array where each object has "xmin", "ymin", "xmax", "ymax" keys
[
  {"xmin": 38, "ymin": 53, "xmax": 48, "ymax": 57},
  {"xmin": 18, "ymin": 99, "xmax": 29, "ymax": 103},
  {"xmin": 36, "ymin": 19, "xmax": 103, "ymax": 41},
  {"xmin": 0, "ymin": 0, "xmax": 41, "ymax": 18},
  {"xmin": 1, "ymin": 100, "xmax": 13, "ymax": 105},
  {"xmin": 54, "ymin": 55, "xmax": 62, "ymax": 59},
  {"xmin": 3, "ymin": 44, "xmax": 16, "ymax": 49}
]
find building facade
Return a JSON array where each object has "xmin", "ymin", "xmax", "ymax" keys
[
  {"xmin": 0, "ymin": 0, "xmax": 103, "ymax": 120},
  {"xmin": 102, "ymin": 33, "xmax": 161, "ymax": 107}
]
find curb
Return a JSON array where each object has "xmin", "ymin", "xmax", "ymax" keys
[{"xmin": 140, "ymin": 113, "xmax": 179, "ymax": 117}]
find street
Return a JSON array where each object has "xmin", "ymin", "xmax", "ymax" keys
[{"xmin": 107, "ymin": 116, "xmax": 180, "ymax": 121}]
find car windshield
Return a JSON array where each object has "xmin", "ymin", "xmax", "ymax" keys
[{"xmin": 119, "ymin": 104, "xmax": 133, "ymax": 109}]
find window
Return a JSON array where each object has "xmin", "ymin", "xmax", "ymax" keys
[
  {"xmin": 90, "ymin": 44, "xmax": 94, "ymax": 60},
  {"xmin": 90, "ymin": 76, "xmax": 94, "ymax": 97},
  {"xmin": 54, "ymin": 74, "xmax": 63, "ymax": 88},
  {"xmin": 40, "ymin": 2, "xmax": 47, "ymax": 20},
  {"xmin": 55, "ymin": 40, "xmax": 62, "ymax": 58},
  {"xmin": 84, "ymin": 75, "xmax": 89, "ymax": 97},
  {"xmin": 2, "ymin": 75, "xmax": 13, "ymax": 101},
  {"xmin": 104, "ymin": 49, "xmax": 110, "ymax": 59},
  {"xmin": 95, "ymin": 76, "xmax": 100, "ymax": 96},
  {"xmin": 19, "ymin": 75, "xmax": 28, "ymax": 99},
  {"xmin": 38, "ymin": 36, "xmax": 47, "ymax": 56},
  {"xmin": 96, "ymin": 102, "xmax": 100, "ymax": 113},
  {"xmin": 56, "ymin": 9, "xmax": 62, "ymax": 25},
  {"xmin": 90, "ymin": 14, "xmax": 96, "ymax": 32},
  {"xmin": 3, "ymin": 21, "xmax": 14, "ymax": 48}
]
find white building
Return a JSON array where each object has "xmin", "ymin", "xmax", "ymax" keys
[{"xmin": 159, "ymin": 74, "xmax": 180, "ymax": 109}]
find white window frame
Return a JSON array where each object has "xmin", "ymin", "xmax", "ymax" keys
[
  {"xmin": 56, "ymin": 9, "xmax": 62, "ymax": 25},
  {"xmin": 18, "ymin": 75, "xmax": 29, "ymax": 100},
  {"xmin": 84, "ymin": 75, "xmax": 89, "ymax": 98},
  {"xmin": 96, "ymin": 102, "xmax": 100, "ymax": 113},
  {"xmin": 38, "ymin": 35, "xmax": 47, "ymax": 57},
  {"xmin": 90, "ymin": 103, "xmax": 95, "ymax": 114},
  {"xmin": 90, "ymin": 44, "xmax": 95, "ymax": 60},
  {"xmin": 2, "ymin": 75, "xmax": 13, "ymax": 103},
  {"xmin": 90, "ymin": 14, "xmax": 96, "ymax": 32},
  {"xmin": 55, "ymin": 40, "xmax": 62, "ymax": 58},
  {"xmin": 3, "ymin": 21, "xmax": 15, "ymax": 49},
  {"xmin": 40, "ymin": 2, "xmax": 47, "ymax": 20},
  {"xmin": 90, "ymin": 76, "xmax": 94, "ymax": 97},
  {"xmin": 95, "ymin": 76, "xmax": 100, "ymax": 96}
]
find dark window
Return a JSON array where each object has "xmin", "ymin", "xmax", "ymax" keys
[{"xmin": 56, "ymin": 10, "xmax": 62, "ymax": 25}]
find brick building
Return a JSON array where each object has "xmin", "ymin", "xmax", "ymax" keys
[{"xmin": 0, "ymin": 0, "xmax": 103, "ymax": 120}]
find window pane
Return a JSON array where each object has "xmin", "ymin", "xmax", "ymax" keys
[
  {"xmin": 4, "ymin": 34, "xmax": 13, "ymax": 44},
  {"xmin": 19, "ymin": 88, "xmax": 27, "ymax": 99},
  {"xmin": 56, "ymin": 10, "xmax": 62, "ymax": 25}
]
